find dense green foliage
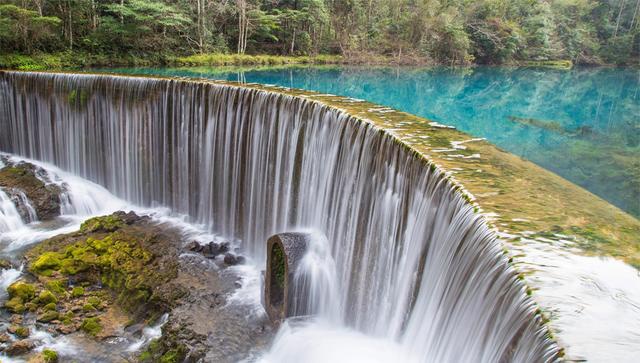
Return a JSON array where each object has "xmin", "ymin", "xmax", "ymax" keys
[{"xmin": 0, "ymin": 0, "xmax": 637, "ymax": 65}]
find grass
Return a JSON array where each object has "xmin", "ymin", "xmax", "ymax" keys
[
  {"xmin": 170, "ymin": 53, "xmax": 344, "ymax": 67},
  {"xmin": 0, "ymin": 51, "xmax": 345, "ymax": 70}
]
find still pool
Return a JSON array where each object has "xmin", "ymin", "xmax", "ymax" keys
[{"xmin": 93, "ymin": 66, "xmax": 640, "ymax": 217}]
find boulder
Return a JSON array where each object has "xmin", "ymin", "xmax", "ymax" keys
[
  {"xmin": 5, "ymin": 339, "xmax": 35, "ymax": 356},
  {"xmin": 0, "ymin": 162, "xmax": 62, "ymax": 221}
]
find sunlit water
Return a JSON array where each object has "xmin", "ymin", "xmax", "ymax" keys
[{"xmin": 93, "ymin": 66, "xmax": 640, "ymax": 217}]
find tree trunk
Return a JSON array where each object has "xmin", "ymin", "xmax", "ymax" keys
[
  {"xmin": 91, "ymin": 0, "xmax": 97, "ymax": 30},
  {"xmin": 290, "ymin": 28, "xmax": 296, "ymax": 54},
  {"xmin": 68, "ymin": 0, "xmax": 73, "ymax": 50},
  {"xmin": 629, "ymin": 0, "xmax": 640, "ymax": 30},
  {"xmin": 237, "ymin": 0, "xmax": 247, "ymax": 54},
  {"xmin": 614, "ymin": 0, "xmax": 627, "ymax": 37},
  {"xmin": 197, "ymin": 0, "xmax": 204, "ymax": 52}
]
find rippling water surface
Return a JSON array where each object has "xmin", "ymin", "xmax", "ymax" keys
[{"xmin": 94, "ymin": 66, "xmax": 640, "ymax": 217}]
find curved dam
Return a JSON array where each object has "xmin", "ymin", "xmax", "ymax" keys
[{"xmin": 0, "ymin": 71, "xmax": 558, "ymax": 362}]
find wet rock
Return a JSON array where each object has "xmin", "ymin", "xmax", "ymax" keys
[
  {"xmin": 28, "ymin": 348, "xmax": 59, "ymax": 363},
  {"xmin": 202, "ymin": 242, "xmax": 221, "ymax": 258},
  {"xmin": 5, "ymin": 339, "xmax": 35, "ymax": 356},
  {"xmin": 124, "ymin": 322, "xmax": 145, "ymax": 337},
  {"xmin": 223, "ymin": 253, "xmax": 245, "ymax": 266},
  {"xmin": 0, "ymin": 259, "xmax": 12, "ymax": 269},
  {"xmin": 115, "ymin": 210, "xmax": 144, "ymax": 225},
  {"xmin": 37, "ymin": 311, "xmax": 59, "ymax": 323},
  {"xmin": 0, "ymin": 161, "xmax": 62, "ymax": 221},
  {"xmin": 56, "ymin": 324, "xmax": 77, "ymax": 335},
  {"xmin": 0, "ymin": 332, "xmax": 11, "ymax": 343},
  {"xmin": 8, "ymin": 324, "xmax": 30, "ymax": 338},
  {"xmin": 219, "ymin": 242, "xmax": 230, "ymax": 254},
  {"xmin": 10, "ymin": 314, "xmax": 23, "ymax": 324},
  {"xmin": 187, "ymin": 241, "xmax": 203, "ymax": 252}
]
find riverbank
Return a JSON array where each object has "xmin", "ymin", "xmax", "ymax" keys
[
  {"xmin": 0, "ymin": 51, "xmax": 584, "ymax": 71},
  {"xmin": 0, "ymin": 52, "xmax": 345, "ymax": 71}
]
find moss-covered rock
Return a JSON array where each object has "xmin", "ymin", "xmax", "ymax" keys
[
  {"xmin": 5, "ymin": 296, "xmax": 25, "ymax": 313},
  {"xmin": 7, "ymin": 281, "xmax": 36, "ymax": 301},
  {"xmin": 37, "ymin": 310, "xmax": 59, "ymax": 323},
  {"xmin": 0, "ymin": 161, "xmax": 62, "ymax": 221},
  {"xmin": 15, "ymin": 211, "xmax": 186, "ymax": 348},
  {"xmin": 8, "ymin": 324, "xmax": 30, "ymax": 338},
  {"xmin": 36, "ymin": 290, "xmax": 58, "ymax": 305},
  {"xmin": 42, "ymin": 349, "xmax": 59, "ymax": 363},
  {"xmin": 71, "ymin": 286, "xmax": 84, "ymax": 297},
  {"xmin": 79, "ymin": 214, "xmax": 126, "ymax": 233},
  {"xmin": 80, "ymin": 317, "xmax": 102, "ymax": 336},
  {"xmin": 43, "ymin": 302, "xmax": 57, "ymax": 311}
]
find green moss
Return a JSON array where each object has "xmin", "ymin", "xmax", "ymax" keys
[
  {"xmin": 42, "ymin": 349, "xmax": 59, "ymax": 363},
  {"xmin": 31, "ymin": 252, "xmax": 62, "ymax": 274},
  {"xmin": 38, "ymin": 310, "xmax": 59, "ymax": 322},
  {"xmin": 87, "ymin": 296, "xmax": 101, "ymax": 307},
  {"xmin": 36, "ymin": 290, "xmax": 58, "ymax": 305},
  {"xmin": 80, "ymin": 317, "xmax": 102, "ymax": 336},
  {"xmin": 71, "ymin": 286, "xmax": 85, "ymax": 297},
  {"xmin": 83, "ymin": 303, "xmax": 96, "ymax": 312},
  {"xmin": 61, "ymin": 311, "xmax": 74, "ymax": 325},
  {"xmin": 159, "ymin": 346, "xmax": 187, "ymax": 363},
  {"xmin": 7, "ymin": 281, "xmax": 36, "ymax": 301},
  {"xmin": 271, "ymin": 243, "xmax": 286, "ymax": 290},
  {"xmin": 80, "ymin": 215, "xmax": 125, "ymax": 233},
  {"xmin": 4, "ymin": 297, "xmax": 25, "ymax": 313},
  {"xmin": 12, "ymin": 325, "xmax": 29, "ymax": 338},
  {"xmin": 44, "ymin": 302, "xmax": 57, "ymax": 311},
  {"xmin": 25, "ymin": 302, "xmax": 38, "ymax": 312},
  {"xmin": 138, "ymin": 351, "xmax": 153, "ymax": 361},
  {"xmin": 45, "ymin": 279, "xmax": 66, "ymax": 294}
]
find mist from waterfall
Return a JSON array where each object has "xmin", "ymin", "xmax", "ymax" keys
[{"xmin": 0, "ymin": 71, "xmax": 558, "ymax": 362}]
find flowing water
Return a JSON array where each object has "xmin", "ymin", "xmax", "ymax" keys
[
  {"xmin": 0, "ymin": 152, "xmax": 225, "ymax": 362},
  {"xmin": 93, "ymin": 66, "xmax": 640, "ymax": 217},
  {"xmin": 0, "ymin": 71, "xmax": 560, "ymax": 362}
]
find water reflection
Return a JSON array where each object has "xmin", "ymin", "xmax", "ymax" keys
[{"xmin": 93, "ymin": 66, "xmax": 640, "ymax": 217}]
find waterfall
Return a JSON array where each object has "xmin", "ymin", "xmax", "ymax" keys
[
  {"xmin": 0, "ymin": 189, "xmax": 25, "ymax": 232},
  {"xmin": 0, "ymin": 71, "xmax": 558, "ymax": 362}
]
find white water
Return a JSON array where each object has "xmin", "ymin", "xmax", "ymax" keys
[
  {"xmin": 0, "ymin": 72, "xmax": 558, "ymax": 362},
  {"xmin": 508, "ymin": 237, "xmax": 640, "ymax": 362},
  {"xmin": 289, "ymin": 231, "xmax": 342, "ymax": 321},
  {"xmin": 0, "ymin": 154, "xmax": 189, "ymax": 360},
  {"xmin": 0, "ymin": 190, "xmax": 25, "ymax": 232},
  {"xmin": 0, "ymin": 154, "xmax": 130, "ymax": 252},
  {"xmin": 126, "ymin": 313, "xmax": 169, "ymax": 352},
  {"xmin": 14, "ymin": 191, "xmax": 37, "ymax": 223},
  {"xmin": 0, "ymin": 265, "xmax": 23, "ymax": 294}
]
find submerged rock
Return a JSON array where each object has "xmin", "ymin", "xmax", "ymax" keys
[
  {"xmin": 223, "ymin": 253, "xmax": 245, "ymax": 266},
  {"xmin": 0, "ymin": 160, "xmax": 63, "ymax": 221}
]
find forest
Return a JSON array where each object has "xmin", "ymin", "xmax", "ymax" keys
[{"xmin": 0, "ymin": 0, "xmax": 638, "ymax": 67}]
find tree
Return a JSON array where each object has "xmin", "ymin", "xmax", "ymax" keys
[{"xmin": 0, "ymin": 4, "xmax": 61, "ymax": 53}]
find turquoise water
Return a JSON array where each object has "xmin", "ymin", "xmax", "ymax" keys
[{"xmin": 94, "ymin": 66, "xmax": 639, "ymax": 217}]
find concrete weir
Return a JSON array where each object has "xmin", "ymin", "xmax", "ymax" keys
[
  {"xmin": 263, "ymin": 233, "xmax": 310, "ymax": 324},
  {"xmin": 9, "ymin": 70, "xmax": 631, "ymax": 361}
]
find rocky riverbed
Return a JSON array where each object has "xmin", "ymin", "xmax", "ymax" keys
[{"xmin": 0, "ymin": 160, "xmax": 273, "ymax": 362}]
